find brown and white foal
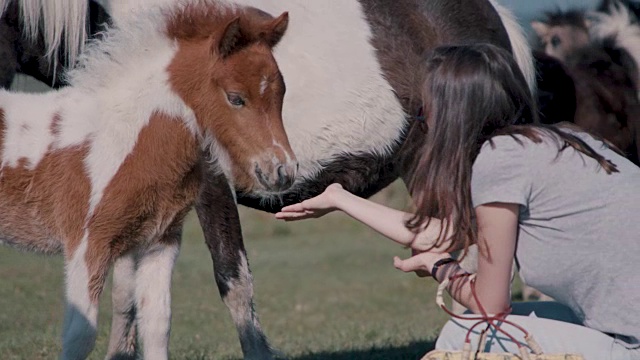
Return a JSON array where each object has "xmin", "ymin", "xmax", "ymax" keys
[{"xmin": 0, "ymin": 1, "xmax": 295, "ymax": 359}]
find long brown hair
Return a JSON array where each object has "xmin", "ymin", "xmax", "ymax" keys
[{"xmin": 406, "ymin": 44, "xmax": 618, "ymax": 258}]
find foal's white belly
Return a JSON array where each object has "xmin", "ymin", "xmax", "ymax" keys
[{"xmin": 0, "ymin": 231, "xmax": 63, "ymax": 254}]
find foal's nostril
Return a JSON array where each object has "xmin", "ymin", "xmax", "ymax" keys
[
  {"xmin": 275, "ymin": 164, "xmax": 293, "ymax": 189},
  {"xmin": 254, "ymin": 163, "xmax": 271, "ymax": 189}
]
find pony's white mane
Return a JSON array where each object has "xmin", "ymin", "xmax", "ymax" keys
[
  {"xmin": 0, "ymin": 0, "xmax": 87, "ymax": 70},
  {"xmin": 590, "ymin": 2, "xmax": 640, "ymax": 83},
  {"xmin": 488, "ymin": 0, "xmax": 537, "ymax": 94},
  {"xmin": 65, "ymin": 0, "xmax": 234, "ymax": 90}
]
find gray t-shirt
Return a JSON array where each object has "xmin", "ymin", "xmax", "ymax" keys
[{"xmin": 471, "ymin": 130, "xmax": 640, "ymax": 347}]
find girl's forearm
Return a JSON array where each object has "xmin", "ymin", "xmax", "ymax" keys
[
  {"xmin": 333, "ymin": 189, "xmax": 418, "ymax": 246},
  {"xmin": 333, "ymin": 189, "xmax": 449, "ymax": 249},
  {"xmin": 438, "ymin": 264, "xmax": 482, "ymax": 314},
  {"xmin": 437, "ymin": 264, "xmax": 510, "ymax": 315}
]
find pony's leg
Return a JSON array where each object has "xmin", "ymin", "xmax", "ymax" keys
[
  {"xmin": 61, "ymin": 239, "xmax": 110, "ymax": 360},
  {"xmin": 196, "ymin": 169, "xmax": 276, "ymax": 360},
  {"xmin": 105, "ymin": 254, "xmax": 139, "ymax": 360},
  {"xmin": 134, "ymin": 225, "xmax": 182, "ymax": 360}
]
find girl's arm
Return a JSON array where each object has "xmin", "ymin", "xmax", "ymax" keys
[
  {"xmin": 275, "ymin": 183, "xmax": 450, "ymax": 250},
  {"xmin": 394, "ymin": 202, "xmax": 518, "ymax": 314}
]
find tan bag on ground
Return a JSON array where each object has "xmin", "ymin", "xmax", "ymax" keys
[
  {"xmin": 422, "ymin": 352, "xmax": 583, "ymax": 360},
  {"xmin": 421, "ymin": 275, "xmax": 585, "ymax": 360}
]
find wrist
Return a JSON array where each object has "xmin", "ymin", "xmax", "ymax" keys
[
  {"xmin": 430, "ymin": 254, "xmax": 455, "ymax": 282},
  {"xmin": 427, "ymin": 252, "xmax": 452, "ymax": 267},
  {"xmin": 329, "ymin": 188, "xmax": 350, "ymax": 210}
]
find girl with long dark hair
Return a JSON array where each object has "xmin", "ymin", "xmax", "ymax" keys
[{"xmin": 276, "ymin": 43, "xmax": 640, "ymax": 358}]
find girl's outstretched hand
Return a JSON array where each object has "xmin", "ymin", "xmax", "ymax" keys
[
  {"xmin": 275, "ymin": 183, "xmax": 345, "ymax": 221},
  {"xmin": 394, "ymin": 250, "xmax": 452, "ymax": 278}
]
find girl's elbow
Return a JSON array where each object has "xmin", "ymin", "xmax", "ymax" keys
[{"xmin": 464, "ymin": 294, "xmax": 510, "ymax": 315}]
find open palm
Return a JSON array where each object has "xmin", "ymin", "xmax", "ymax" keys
[{"xmin": 275, "ymin": 183, "xmax": 344, "ymax": 221}]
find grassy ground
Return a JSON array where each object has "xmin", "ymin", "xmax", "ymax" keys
[{"xmin": 0, "ymin": 182, "xmax": 457, "ymax": 359}]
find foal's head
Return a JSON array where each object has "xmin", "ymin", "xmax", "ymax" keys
[
  {"xmin": 167, "ymin": 5, "xmax": 296, "ymax": 193},
  {"xmin": 532, "ymin": 10, "xmax": 591, "ymax": 62}
]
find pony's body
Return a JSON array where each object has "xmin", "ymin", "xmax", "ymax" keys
[
  {"xmin": 231, "ymin": 0, "xmax": 533, "ymax": 207},
  {"xmin": 532, "ymin": 4, "xmax": 640, "ymax": 164},
  {"xmin": 567, "ymin": 41, "xmax": 640, "ymax": 164},
  {"xmin": 0, "ymin": 82, "xmax": 199, "ymax": 254},
  {"xmin": 533, "ymin": 51, "xmax": 577, "ymax": 124},
  {"xmin": 0, "ymin": 1, "xmax": 295, "ymax": 359}
]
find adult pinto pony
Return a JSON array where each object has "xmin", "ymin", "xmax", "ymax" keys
[
  {"xmin": 190, "ymin": 1, "xmax": 534, "ymax": 359},
  {"xmin": 0, "ymin": 1, "xmax": 294, "ymax": 359}
]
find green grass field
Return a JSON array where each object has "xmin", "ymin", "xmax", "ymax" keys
[{"xmin": 0, "ymin": 182, "xmax": 459, "ymax": 359}]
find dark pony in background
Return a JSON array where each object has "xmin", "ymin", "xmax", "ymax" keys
[
  {"xmin": 532, "ymin": 3, "xmax": 640, "ymax": 165},
  {"xmin": 3, "ymin": 0, "xmax": 537, "ymax": 359},
  {"xmin": 533, "ymin": 50, "xmax": 577, "ymax": 125}
]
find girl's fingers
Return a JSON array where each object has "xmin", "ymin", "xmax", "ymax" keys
[
  {"xmin": 393, "ymin": 255, "xmax": 426, "ymax": 273},
  {"xmin": 280, "ymin": 214, "xmax": 316, "ymax": 221},
  {"xmin": 280, "ymin": 203, "xmax": 305, "ymax": 212},
  {"xmin": 275, "ymin": 210, "xmax": 316, "ymax": 220},
  {"xmin": 275, "ymin": 211, "xmax": 305, "ymax": 218}
]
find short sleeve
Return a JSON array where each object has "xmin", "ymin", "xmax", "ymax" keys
[{"xmin": 471, "ymin": 136, "xmax": 532, "ymax": 208}]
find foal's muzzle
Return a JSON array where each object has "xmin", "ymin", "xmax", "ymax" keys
[{"xmin": 254, "ymin": 161, "xmax": 297, "ymax": 192}]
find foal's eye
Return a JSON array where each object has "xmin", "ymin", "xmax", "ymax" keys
[
  {"xmin": 550, "ymin": 35, "xmax": 561, "ymax": 48},
  {"xmin": 226, "ymin": 93, "xmax": 245, "ymax": 108}
]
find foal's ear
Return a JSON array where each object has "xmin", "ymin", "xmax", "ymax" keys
[
  {"xmin": 262, "ymin": 12, "xmax": 289, "ymax": 48},
  {"xmin": 531, "ymin": 21, "xmax": 550, "ymax": 38},
  {"xmin": 217, "ymin": 17, "xmax": 249, "ymax": 58}
]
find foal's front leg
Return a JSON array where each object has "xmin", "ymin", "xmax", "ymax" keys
[
  {"xmin": 133, "ymin": 224, "xmax": 182, "ymax": 360},
  {"xmin": 196, "ymin": 170, "xmax": 276, "ymax": 360},
  {"xmin": 62, "ymin": 238, "xmax": 111, "ymax": 360},
  {"xmin": 106, "ymin": 254, "xmax": 138, "ymax": 360},
  {"xmin": 105, "ymin": 225, "xmax": 182, "ymax": 360}
]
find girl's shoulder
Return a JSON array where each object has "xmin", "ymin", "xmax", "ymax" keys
[
  {"xmin": 478, "ymin": 133, "xmax": 548, "ymax": 160},
  {"xmin": 475, "ymin": 135, "xmax": 532, "ymax": 172},
  {"xmin": 476, "ymin": 129, "xmax": 569, "ymax": 172},
  {"xmin": 476, "ymin": 126, "xmax": 618, "ymax": 175}
]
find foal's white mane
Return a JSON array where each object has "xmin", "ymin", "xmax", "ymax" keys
[
  {"xmin": 65, "ymin": 0, "xmax": 234, "ymax": 91},
  {"xmin": 64, "ymin": 5, "xmax": 168, "ymax": 90}
]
